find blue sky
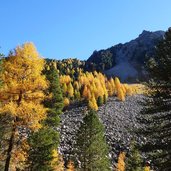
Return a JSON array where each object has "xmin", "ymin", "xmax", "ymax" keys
[{"xmin": 0, "ymin": 0, "xmax": 171, "ymax": 60}]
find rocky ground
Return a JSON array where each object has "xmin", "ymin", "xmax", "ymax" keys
[{"xmin": 58, "ymin": 94, "xmax": 146, "ymax": 164}]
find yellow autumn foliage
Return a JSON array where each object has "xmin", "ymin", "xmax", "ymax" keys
[
  {"xmin": 117, "ymin": 89, "xmax": 125, "ymax": 101},
  {"xmin": 59, "ymin": 68, "xmax": 145, "ymax": 107},
  {"xmin": 116, "ymin": 152, "xmax": 125, "ymax": 171},
  {"xmin": 0, "ymin": 42, "xmax": 48, "ymax": 169},
  {"xmin": 60, "ymin": 75, "xmax": 72, "ymax": 84},
  {"xmin": 51, "ymin": 150, "xmax": 64, "ymax": 171},
  {"xmin": 0, "ymin": 42, "xmax": 48, "ymax": 129},
  {"xmin": 88, "ymin": 95, "xmax": 98, "ymax": 111},
  {"xmin": 67, "ymin": 82, "xmax": 74, "ymax": 97},
  {"xmin": 67, "ymin": 160, "xmax": 75, "ymax": 171},
  {"xmin": 64, "ymin": 97, "xmax": 70, "ymax": 107},
  {"xmin": 144, "ymin": 166, "xmax": 150, "ymax": 171}
]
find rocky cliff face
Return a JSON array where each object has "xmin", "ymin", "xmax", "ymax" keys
[{"xmin": 86, "ymin": 30, "xmax": 165, "ymax": 82}]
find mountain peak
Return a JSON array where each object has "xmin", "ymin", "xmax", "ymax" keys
[
  {"xmin": 141, "ymin": 30, "xmax": 151, "ymax": 34},
  {"xmin": 138, "ymin": 30, "xmax": 164, "ymax": 39},
  {"xmin": 86, "ymin": 29, "xmax": 165, "ymax": 82}
]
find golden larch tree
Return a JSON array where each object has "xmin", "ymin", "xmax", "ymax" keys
[
  {"xmin": 88, "ymin": 95, "xmax": 98, "ymax": 111},
  {"xmin": 0, "ymin": 42, "xmax": 48, "ymax": 171},
  {"xmin": 51, "ymin": 150, "xmax": 64, "ymax": 171},
  {"xmin": 67, "ymin": 82, "xmax": 74, "ymax": 98},
  {"xmin": 115, "ymin": 77, "xmax": 121, "ymax": 91},
  {"xmin": 62, "ymin": 83, "xmax": 68, "ymax": 95},
  {"xmin": 144, "ymin": 166, "xmax": 150, "ymax": 171},
  {"xmin": 64, "ymin": 97, "xmax": 70, "ymax": 107},
  {"xmin": 116, "ymin": 152, "xmax": 125, "ymax": 171},
  {"xmin": 82, "ymin": 85, "xmax": 89, "ymax": 98},
  {"xmin": 107, "ymin": 81, "xmax": 113, "ymax": 96},
  {"xmin": 67, "ymin": 160, "xmax": 75, "ymax": 171},
  {"xmin": 117, "ymin": 89, "xmax": 125, "ymax": 101},
  {"xmin": 115, "ymin": 77, "xmax": 126, "ymax": 101}
]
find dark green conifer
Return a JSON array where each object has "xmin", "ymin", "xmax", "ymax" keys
[
  {"xmin": 28, "ymin": 65, "xmax": 63, "ymax": 171},
  {"xmin": 97, "ymin": 96, "xmax": 103, "ymax": 106},
  {"xmin": 126, "ymin": 142, "xmax": 143, "ymax": 171},
  {"xmin": 139, "ymin": 28, "xmax": 171, "ymax": 171},
  {"xmin": 75, "ymin": 110, "xmax": 111, "ymax": 171},
  {"xmin": 43, "ymin": 64, "xmax": 64, "ymax": 127},
  {"xmin": 103, "ymin": 94, "xmax": 107, "ymax": 104},
  {"xmin": 28, "ymin": 128, "xmax": 59, "ymax": 171}
]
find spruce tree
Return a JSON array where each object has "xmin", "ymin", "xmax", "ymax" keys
[
  {"xmin": 138, "ymin": 28, "xmax": 171, "ymax": 171},
  {"xmin": 126, "ymin": 142, "xmax": 143, "ymax": 171},
  {"xmin": 97, "ymin": 96, "xmax": 103, "ymax": 106},
  {"xmin": 28, "ymin": 65, "xmax": 63, "ymax": 171},
  {"xmin": 43, "ymin": 64, "xmax": 64, "ymax": 127},
  {"xmin": 75, "ymin": 110, "xmax": 111, "ymax": 171},
  {"xmin": 28, "ymin": 128, "xmax": 59, "ymax": 171}
]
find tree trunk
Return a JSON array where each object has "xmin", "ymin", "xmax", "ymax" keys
[
  {"xmin": 4, "ymin": 124, "xmax": 16, "ymax": 171},
  {"xmin": 4, "ymin": 92, "xmax": 21, "ymax": 171}
]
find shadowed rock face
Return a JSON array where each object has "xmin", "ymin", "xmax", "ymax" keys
[
  {"xmin": 59, "ymin": 94, "xmax": 146, "ymax": 164},
  {"xmin": 86, "ymin": 30, "xmax": 165, "ymax": 82}
]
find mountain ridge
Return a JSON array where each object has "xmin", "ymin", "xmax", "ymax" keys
[{"xmin": 86, "ymin": 30, "xmax": 165, "ymax": 82}]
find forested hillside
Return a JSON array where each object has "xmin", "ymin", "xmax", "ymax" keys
[{"xmin": 0, "ymin": 28, "xmax": 171, "ymax": 171}]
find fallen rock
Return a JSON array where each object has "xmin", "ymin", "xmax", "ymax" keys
[{"xmin": 59, "ymin": 94, "xmax": 146, "ymax": 164}]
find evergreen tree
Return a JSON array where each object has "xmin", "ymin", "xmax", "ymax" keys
[
  {"xmin": 28, "ymin": 65, "xmax": 64, "ymax": 170},
  {"xmin": 97, "ymin": 96, "xmax": 103, "ymax": 106},
  {"xmin": 43, "ymin": 65, "xmax": 64, "ymax": 127},
  {"xmin": 103, "ymin": 94, "xmax": 107, "ymax": 104},
  {"xmin": 138, "ymin": 28, "xmax": 171, "ymax": 170},
  {"xmin": 28, "ymin": 128, "xmax": 59, "ymax": 171},
  {"xmin": 126, "ymin": 142, "xmax": 143, "ymax": 171},
  {"xmin": 75, "ymin": 110, "xmax": 111, "ymax": 171}
]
